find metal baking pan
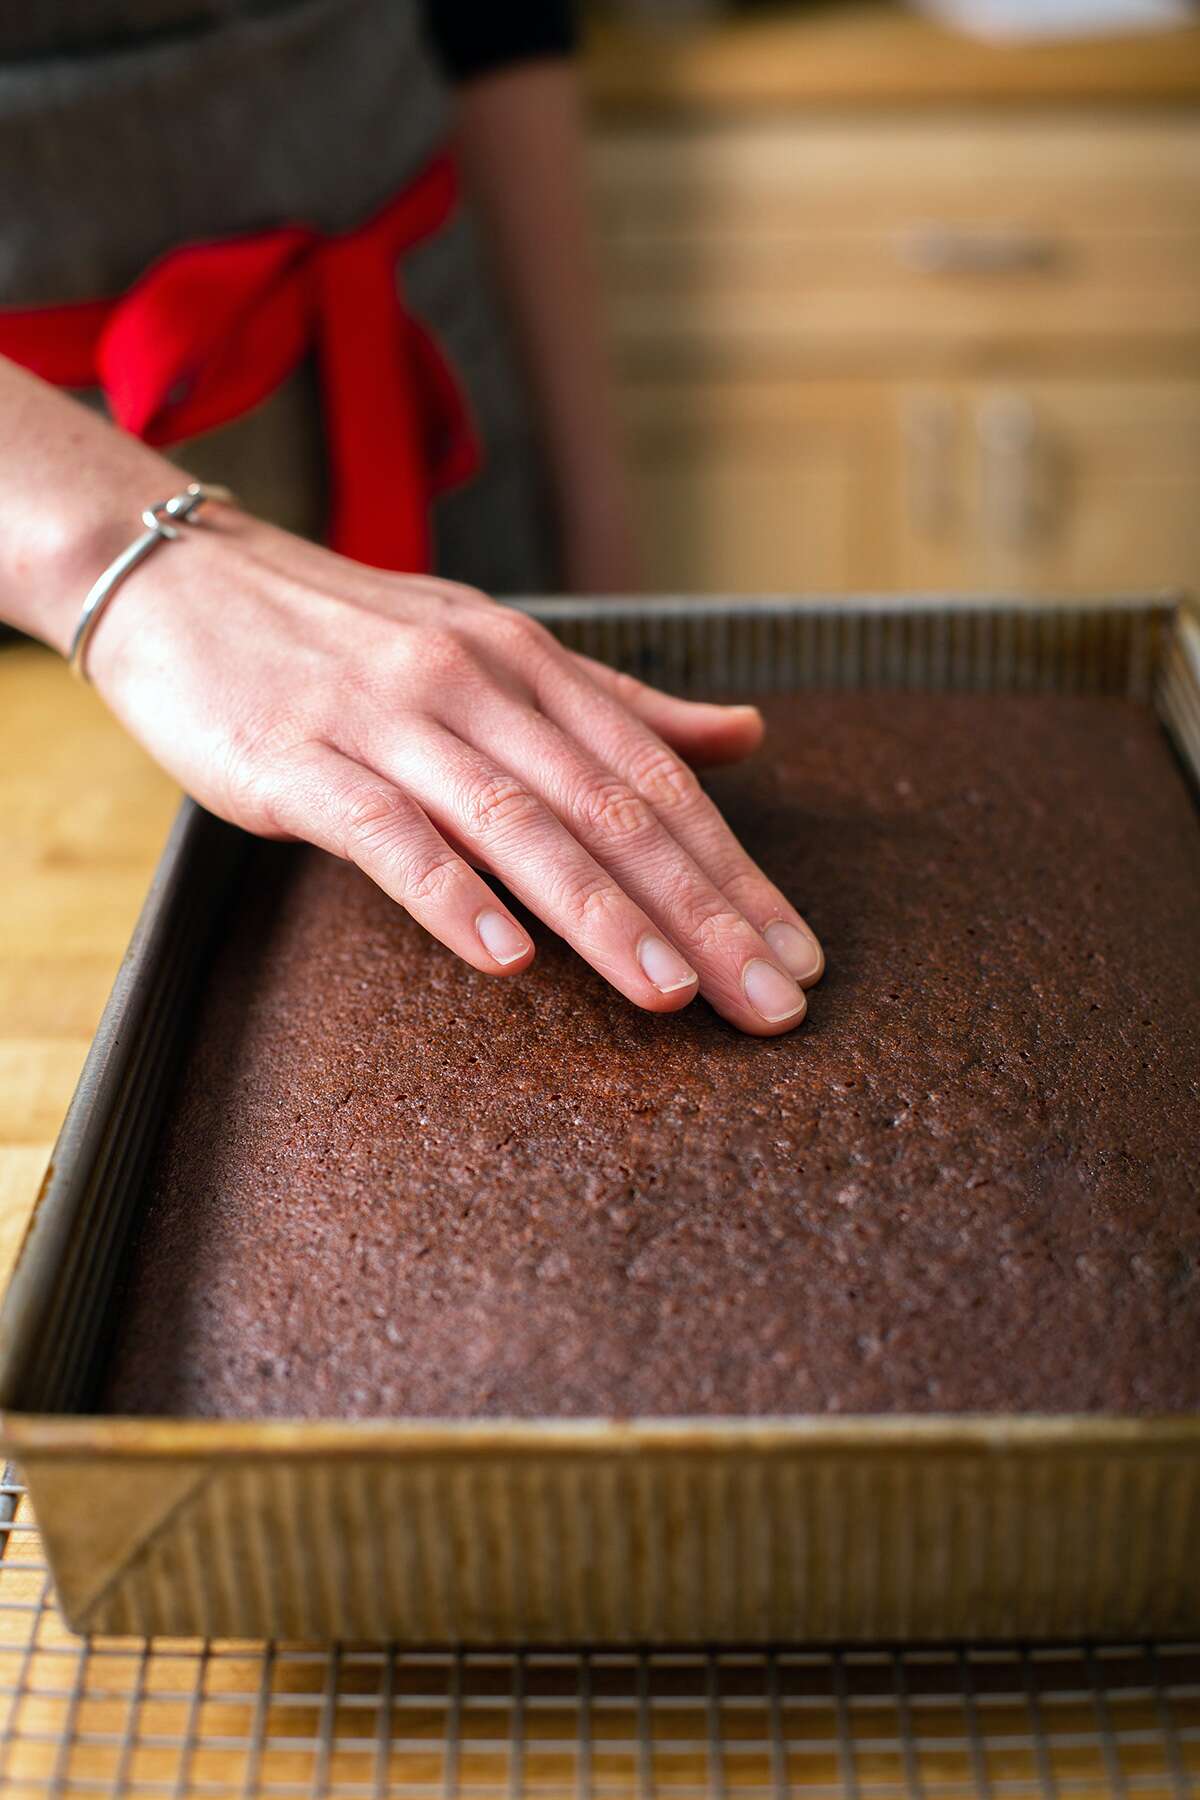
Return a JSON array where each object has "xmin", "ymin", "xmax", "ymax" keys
[{"xmin": 1, "ymin": 593, "xmax": 1198, "ymax": 1645}]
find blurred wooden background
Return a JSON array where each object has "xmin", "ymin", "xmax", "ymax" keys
[{"xmin": 584, "ymin": 1, "xmax": 1200, "ymax": 596}]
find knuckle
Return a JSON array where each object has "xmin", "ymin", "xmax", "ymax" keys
[
  {"xmin": 221, "ymin": 702, "xmax": 305, "ymax": 783},
  {"xmin": 609, "ymin": 666, "xmax": 647, "ymax": 706},
  {"xmin": 342, "ymin": 786, "xmax": 414, "ymax": 855},
  {"xmin": 219, "ymin": 726, "xmax": 310, "ymax": 831},
  {"xmin": 399, "ymin": 846, "xmax": 461, "ymax": 907},
  {"xmin": 223, "ymin": 754, "xmax": 286, "ymax": 834},
  {"xmin": 415, "ymin": 625, "xmax": 479, "ymax": 682},
  {"xmin": 573, "ymin": 775, "xmax": 654, "ymax": 844},
  {"xmin": 432, "ymin": 577, "xmax": 489, "ymax": 610},
  {"xmin": 683, "ymin": 902, "xmax": 750, "ymax": 960},
  {"xmin": 466, "ymin": 773, "xmax": 542, "ymax": 840},
  {"xmin": 557, "ymin": 871, "xmax": 626, "ymax": 933},
  {"xmin": 493, "ymin": 606, "xmax": 547, "ymax": 651},
  {"xmin": 492, "ymin": 607, "xmax": 557, "ymax": 676},
  {"xmin": 342, "ymin": 789, "xmax": 459, "ymax": 904},
  {"xmin": 628, "ymin": 740, "xmax": 701, "ymax": 814}
]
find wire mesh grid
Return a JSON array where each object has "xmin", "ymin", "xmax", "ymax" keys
[{"xmin": 2, "ymin": 1481, "xmax": 1198, "ymax": 1799}]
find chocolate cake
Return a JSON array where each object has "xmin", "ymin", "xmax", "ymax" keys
[{"xmin": 101, "ymin": 693, "xmax": 1200, "ymax": 1419}]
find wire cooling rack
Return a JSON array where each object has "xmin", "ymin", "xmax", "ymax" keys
[{"xmin": 1, "ymin": 1477, "xmax": 1197, "ymax": 1800}]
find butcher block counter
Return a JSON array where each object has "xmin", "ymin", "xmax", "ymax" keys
[
  {"xmin": 0, "ymin": 644, "xmax": 177, "ymax": 1290},
  {"xmin": 584, "ymin": 1, "xmax": 1200, "ymax": 111}
]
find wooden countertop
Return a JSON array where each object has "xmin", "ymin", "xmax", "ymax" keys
[
  {"xmin": 0, "ymin": 642, "xmax": 177, "ymax": 1292},
  {"xmin": 584, "ymin": 1, "xmax": 1200, "ymax": 110}
]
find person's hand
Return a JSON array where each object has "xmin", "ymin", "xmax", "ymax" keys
[{"xmin": 87, "ymin": 507, "xmax": 824, "ymax": 1034}]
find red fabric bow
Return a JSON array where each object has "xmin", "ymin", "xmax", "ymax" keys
[{"xmin": 0, "ymin": 153, "xmax": 480, "ymax": 573}]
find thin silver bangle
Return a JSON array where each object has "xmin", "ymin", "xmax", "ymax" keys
[{"xmin": 67, "ymin": 481, "xmax": 235, "ymax": 682}]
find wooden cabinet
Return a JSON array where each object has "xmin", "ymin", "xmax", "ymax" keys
[
  {"xmin": 894, "ymin": 377, "xmax": 1200, "ymax": 595},
  {"xmin": 619, "ymin": 379, "xmax": 894, "ymax": 593},
  {"xmin": 618, "ymin": 372, "xmax": 1200, "ymax": 597},
  {"xmin": 594, "ymin": 116, "xmax": 1200, "ymax": 369},
  {"xmin": 588, "ymin": 34, "xmax": 1200, "ymax": 598}
]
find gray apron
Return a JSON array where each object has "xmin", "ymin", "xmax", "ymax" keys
[{"xmin": 0, "ymin": 0, "xmax": 555, "ymax": 594}]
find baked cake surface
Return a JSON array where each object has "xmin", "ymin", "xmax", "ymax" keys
[{"xmin": 101, "ymin": 694, "xmax": 1200, "ymax": 1419}]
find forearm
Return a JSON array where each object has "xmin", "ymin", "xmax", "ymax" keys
[
  {"xmin": 452, "ymin": 60, "xmax": 637, "ymax": 592},
  {"xmin": 0, "ymin": 357, "xmax": 184, "ymax": 655}
]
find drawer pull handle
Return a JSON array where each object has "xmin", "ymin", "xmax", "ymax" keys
[
  {"xmin": 978, "ymin": 392, "xmax": 1055, "ymax": 549},
  {"xmin": 898, "ymin": 224, "xmax": 1059, "ymax": 275}
]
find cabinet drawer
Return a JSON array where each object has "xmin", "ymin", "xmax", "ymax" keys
[{"xmin": 592, "ymin": 116, "xmax": 1200, "ymax": 369}]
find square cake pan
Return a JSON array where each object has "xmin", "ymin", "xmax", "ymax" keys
[{"xmin": 2, "ymin": 593, "xmax": 1198, "ymax": 1645}]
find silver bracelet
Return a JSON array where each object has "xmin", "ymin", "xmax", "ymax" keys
[{"xmin": 67, "ymin": 480, "xmax": 235, "ymax": 682}]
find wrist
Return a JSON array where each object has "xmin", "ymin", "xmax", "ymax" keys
[
  {"xmin": 22, "ymin": 467, "xmax": 188, "ymax": 660},
  {"xmin": 0, "ymin": 359, "xmax": 186, "ymax": 656},
  {"xmin": 67, "ymin": 482, "xmax": 237, "ymax": 682}
]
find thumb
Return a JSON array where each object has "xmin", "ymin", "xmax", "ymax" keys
[{"xmin": 570, "ymin": 651, "xmax": 764, "ymax": 768}]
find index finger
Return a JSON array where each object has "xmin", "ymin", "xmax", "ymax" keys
[
  {"xmin": 538, "ymin": 658, "xmax": 825, "ymax": 989},
  {"xmin": 569, "ymin": 651, "xmax": 766, "ymax": 769}
]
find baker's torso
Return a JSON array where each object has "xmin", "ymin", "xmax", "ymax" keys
[{"xmin": 0, "ymin": 0, "xmax": 554, "ymax": 591}]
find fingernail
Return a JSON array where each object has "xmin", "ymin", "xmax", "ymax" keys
[
  {"xmin": 743, "ymin": 957, "xmax": 806, "ymax": 1023},
  {"xmin": 477, "ymin": 909, "xmax": 530, "ymax": 966},
  {"xmin": 637, "ymin": 934, "xmax": 698, "ymax": 994},
  {"xmin": 764, "ymin": 921, "xmax": 823, "ymax": 981}
]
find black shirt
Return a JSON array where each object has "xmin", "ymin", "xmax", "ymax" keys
[{"xmin": 426, "ymin": 0, "xmax": 578, "ymax": 83}]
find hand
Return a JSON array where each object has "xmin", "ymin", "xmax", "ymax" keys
[{"xmin": 87, "ymin": 507, "xmax": 824, "ymax": 1035}]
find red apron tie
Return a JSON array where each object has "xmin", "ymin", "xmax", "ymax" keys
[{"xmin": 0, "ymin": 153, "xmax": 480, "ymax": 573}]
